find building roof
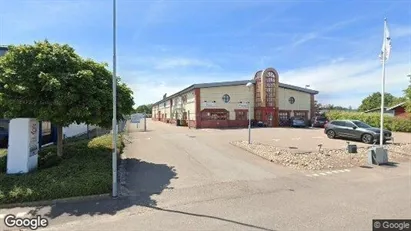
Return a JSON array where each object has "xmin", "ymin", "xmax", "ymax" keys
[
  {"xmin": 153, "ymin": 79, "xmax": 319, "ymax": 106},
  {"xmin": 364, "ymin": 107, "xmax": 388, "ymax": 113},
  {"xmin": 364, "ymin": 102, "xmax": 406, "ymax": 113},
  {"xmin": 386, "ymin": 102, "xmax": 406, "ymax": 111}
]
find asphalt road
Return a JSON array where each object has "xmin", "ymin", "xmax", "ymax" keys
[{"xmin": 1, "ymin": 120, "xmax": 410, "ymax": 231}]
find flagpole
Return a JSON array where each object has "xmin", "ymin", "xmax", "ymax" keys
[{"xmin": 379, "ymin": 18, "xmax": 387, "ymax": 146}]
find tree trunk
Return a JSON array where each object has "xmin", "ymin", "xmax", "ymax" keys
[{"xmin": 57, "ymin": 125, "xmax": 63, "ymax": 157}]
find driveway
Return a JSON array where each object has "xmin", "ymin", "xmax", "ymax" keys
[
  {"xmin": 5, "ymin": 120, "xmax": 410, "ymax": 231},
  {"xmin": 194, "ymin": 126, "xmax": 411, "ymax": 153}
]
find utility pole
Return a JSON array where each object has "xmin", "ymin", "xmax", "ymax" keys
[{"xmin": 111, "ymin": 0, "xmax": 118, "ymax": 198}]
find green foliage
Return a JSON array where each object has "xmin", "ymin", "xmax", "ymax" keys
[
  {"xmin": 405, "ymin": 85, "xmax": 411, "ymax": 113},
  {"xmin": 0, "ymin": 134, "xmax": 124, "ymax": 204},
  {"xmin": 325, "ymin": 110, "xmax": 411, "ymax": 132},
  {"xmin": 0, "ymin": 40, "xmax": 134, "ymax": 128},
  {"xmin": 358, "ymin": 92, "xmax": 401, "ymax": 112},
  {"xmin": 135, "ymin": 104, "xmax": 152, "ymax": 114}
]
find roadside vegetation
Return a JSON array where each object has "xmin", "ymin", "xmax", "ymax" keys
[
  {"xmin": 0, "ymin": 134, "xmax": 124, "ymax": 205},
  {"xmin": 325, "ymin": 111, "xmax": 411, "ymax": 132}
]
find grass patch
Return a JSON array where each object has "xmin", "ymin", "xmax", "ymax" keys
[{"xmin": 0, "ymin": 134, "xmax": 124, "ymax": 205}]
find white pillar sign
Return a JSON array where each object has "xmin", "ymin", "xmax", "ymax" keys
[{"xmin": 7, "ymin": 118, "xmax": 39, "ymax": 174}]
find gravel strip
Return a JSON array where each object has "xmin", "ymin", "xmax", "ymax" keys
[{"xmin": 231, "ymin": 141, "xmax": 411, "ymax": 171}]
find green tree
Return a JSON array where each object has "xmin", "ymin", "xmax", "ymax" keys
[
  {"xmin": 135, "ymin": 104, "xmax": 152, "ymax": 114},
  {"xmin": 0, "ymin": 40, "xmax": 134, "ymax": 156},
  {"xmin": 358, "ymin": 92, "xmax": 397, "ymax": 112},
  {"xmin": 405, "ymin": 85, "xmax": 411, "ymax": 112}
]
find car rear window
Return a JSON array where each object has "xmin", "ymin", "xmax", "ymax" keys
[{"xmin": 317, "ymin": 117, "xmax": 326, "ymax": 121}]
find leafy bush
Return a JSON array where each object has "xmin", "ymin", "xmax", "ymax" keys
[
  {"xmin": 325, "ymin": 110, "xmax": 411, "ymax": 132},
  {"xmin": 0, "ymin": 134, "xmax": 124, "ymax": 204}
]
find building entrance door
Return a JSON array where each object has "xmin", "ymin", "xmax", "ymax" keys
[{"xmin": 266, "ymin": 112, "xmax": 274, "ymax": 127}]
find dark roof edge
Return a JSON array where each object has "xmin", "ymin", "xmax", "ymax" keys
[{"xmin": 152, "ymin": 79, "xmax": 319, "ymax": 106}]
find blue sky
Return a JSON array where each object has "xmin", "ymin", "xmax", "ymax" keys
[{"xmin": 1, "ymin": 0, "xmax": 411, "ymax": 108}]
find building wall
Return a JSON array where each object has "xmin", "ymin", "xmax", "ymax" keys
[
  {"xmin": 394, "ymin": 106, "xmax": 405, "ymax": 116},
  {"xmin": 278, "ymin": 87, "xmax": 311, "ymax": 117},
  {"xmin": 200, "ymin": 85, "xmax": 255, "ymax": 120}
]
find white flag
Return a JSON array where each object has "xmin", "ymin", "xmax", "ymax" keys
[{"xmin": 379, "ymin": 19, "xmax": 392, "ymax": 61}]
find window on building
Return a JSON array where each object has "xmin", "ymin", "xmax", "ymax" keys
[
  {"xmin": 235, "ymin": 110, "xmax": 248, "ymax": 120},
  {"xmin": 222, "ymin": 94, "xmax": 230, "ymax": 103},
  {"xmin": 182, "ymin": 95, "xmax": 187, "ymax": 103},
  {"xmin": 255, "ymin": 77, "xmax": 262, "ymax": 107},
  {"xmin": 201, "ymin": 110, "xmax": 228, "ymax": 120},
  {"xmin": 289, "ymin": 97, "xmax": 295, "ymax": 104},
  {"xmin": 265, "ymin": 72, "xmax": 276, "ymax": 107},
  {"xmin": 294, "ymin": 111, "xmax": 307, "ymax": 118},
  {"xmin": 279, "ymin": 111, "xmax": 290, "ymax": 126}
]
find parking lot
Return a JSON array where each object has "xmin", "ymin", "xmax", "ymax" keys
[{"xmin": 194, "ymin": 126, "xmax": 411, "ymax": 153}]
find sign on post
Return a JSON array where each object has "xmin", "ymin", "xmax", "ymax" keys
[
  {"xmin": 7, "ymin": 118, "xmax": 39, "ymax": 174},
  {"xmin": 130, "ymin": 113, "xmax": 144, "ymax": 124}
]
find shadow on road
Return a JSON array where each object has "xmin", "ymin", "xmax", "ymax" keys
[
  {"xmin": 27, "ymin": 158, "xmax": 176, "ymax": 217},
  {"xmin": 26, "ymin": 157, "xmax": 275, "ymax": 230}
]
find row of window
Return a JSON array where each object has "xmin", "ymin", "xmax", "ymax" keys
[{"xmin": 201, "ymin": 111, "xmax": 248, "ymax": 121}]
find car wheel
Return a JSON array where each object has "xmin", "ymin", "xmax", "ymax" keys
[
  {"xmin": 326, "ymin": 130, "xmax": 336, "ymax": 139},
  {"xmin": 361, "ymin": 134, "xmax": 374, "ymax": 144}
]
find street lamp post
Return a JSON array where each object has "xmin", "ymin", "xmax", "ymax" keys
[
  {"xmin": 246, "ymin": 82, "xmax": 253, "ymax": 144},
  {"xmin": 112, "ymin": 0, "xmax": 118, "ymax": 198}
]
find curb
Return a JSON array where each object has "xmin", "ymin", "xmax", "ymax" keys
[{"xmin": 0, "ymin": 193, "xmax": 111, "ymax": 209}]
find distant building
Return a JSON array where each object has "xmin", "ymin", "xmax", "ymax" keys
[
  {"xmin": 151, "ymin": 67, "xmax": 319, "ymax": 128},
  {"xmin": 0, "ymin": 46, "xmax": 8, "ymax": 56},
  {"xmin": 364, "ymin": 102, "xmax": 409, "ymax": 117}
]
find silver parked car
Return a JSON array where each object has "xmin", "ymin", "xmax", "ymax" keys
[{"xmin": 324, "ymin": 119, "xmax": 392, "ymax": 144}]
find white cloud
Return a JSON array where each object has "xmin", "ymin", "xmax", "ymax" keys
[
  {"xmin": 390, "ymin": 25, "xmax": 411, "ymax": 38},
  {"xmin": 281, "ymin": 55, "xmax": 410, "ymax": 108},
  {"xmin": 128, "ymin": 81, "xmax": 185, "ymax": 106},
  {"xmin": 291, "ymin": 17, "xmax": 361, "ymax": 47}
]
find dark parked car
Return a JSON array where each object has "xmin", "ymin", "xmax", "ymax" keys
[
  {"xmin": 290, "ymin": 117, "xmax": 307, "ymax": 128},
  {"xmin": 324, "ymin": 120, "xmax": 392, "ymax": 144},
  {"xmin": 311, "ymin": 116, "xmax": 328, "ymax": 128},
  {"xmin": 0, "ymin": 126, "xmax": 8, "ymax": 148}
]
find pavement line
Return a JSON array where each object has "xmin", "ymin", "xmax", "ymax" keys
[
  {"xmin": 344, "ymin": 169, "xmax": 351, "ymax": 172},
  {"xmin": 338, "ymin": 170, "xmax": 345, "ymax": 173},
  {"xmin": 313, "ymin": 174, "xmax": 319, "ymax": 176},
  {"xmin": 320, "ymin": 173, "xmax": 327, "ymax": 176},
  {"xmin": 272, "ymin": 139, "xmax": 280, "ymax": 142},
  {"xmin": 331, "ymin": 170, "xmax": 339, "ymax": 173},
  {"xmin": 0, "ymin": 214, "xmax": 5, "ymax": 219},
  {"xmin": 326, "ymin": 171, "xmax": 333, "ymax": 174},
  {"xmin": 306, "ymin": 175, "xmax": 312, "ymax": 177},
  {"xmin": 291, "ymin": 138, "xmax": 301, "ymax": 140},
  {"xmin": 312, "ymin": 136, "xmax": 324, "ymax": 139}
]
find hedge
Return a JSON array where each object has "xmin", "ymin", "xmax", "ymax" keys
[
  {"xmin": 0, "ymin": 134, "xmax": 124, "ymax": 204},
  {"xmin": 325, "ymin": 111, "xmax": 411, "ymax": 133}
]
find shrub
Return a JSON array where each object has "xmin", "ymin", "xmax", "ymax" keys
[
  {"xmin": 0, "ymin": 134, "xmax": 124, "ymax": 204},
  {"xmin": 325, "ymin": 110, "xmax": 411, "ymax": 132}
]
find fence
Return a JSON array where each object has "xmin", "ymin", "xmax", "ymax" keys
[{"xmin": 0, "ymin": 119, "xmax": 128, "ymax": 149}]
